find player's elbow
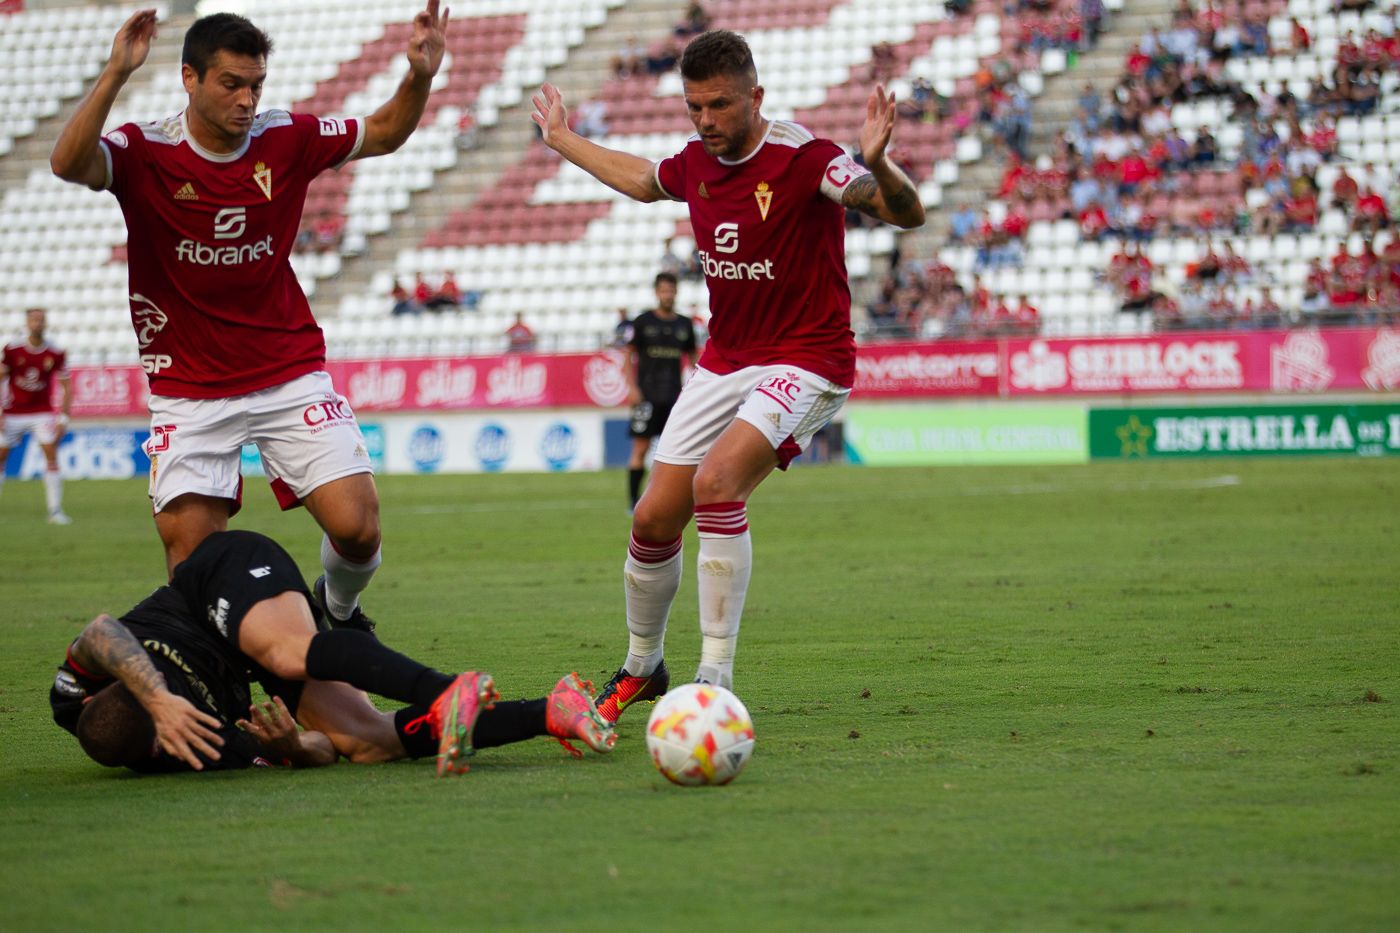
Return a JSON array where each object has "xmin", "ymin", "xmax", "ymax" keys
[
  {"xmin": 888, "ymin": 203, "xmax": 926, "ymax": 230},
  {"xmin": 50, "ymin": 151, "xmax": 80, "ymax": 183}
]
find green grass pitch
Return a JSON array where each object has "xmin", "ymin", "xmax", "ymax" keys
[{"xmin": 1, "ymin": 459, "xmax": 1397, "ymax": 930}]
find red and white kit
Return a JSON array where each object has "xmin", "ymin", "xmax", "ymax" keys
[
  {"xmin": 100, "ymin": 110, "xmax": 370, "ymax": 509},
  {"xmin": 654, "ymin": 120, "xmax": 864, "ymax": 463},
  {"xmin": 2, "ymin": 338, "xmax": 67, "ymax": 446}
]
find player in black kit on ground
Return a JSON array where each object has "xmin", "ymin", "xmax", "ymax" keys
[
  {"xmin": 626, "ymin": 272, "xmax": 697, "ymax": 508},
  {"xmin": 51, "ymin": 530, "xmax": 614, "ymax": 774}
]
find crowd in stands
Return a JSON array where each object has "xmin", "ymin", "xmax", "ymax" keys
[
  {"xmin": 866, "ymin": 255, "xmax": 1042, "ymax": 338},
  {"xmin": 867, "ymin": 0, "xmax": 1400, "ymax": 339}
]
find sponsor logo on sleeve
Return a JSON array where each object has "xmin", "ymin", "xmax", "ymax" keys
[
  {"xmin": 319, "ymin": 118, "xmax": 348, "ymax": 136},
  {"xmin": 105, "ymin": 130, "xmax": 129, "ymax": 149}
]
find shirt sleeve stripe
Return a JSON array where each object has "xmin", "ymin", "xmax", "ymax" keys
[
  {"xmin": 336, "ymin": 117, "xmax": 367, "ymax": 169},
  {"xmin": 654, "ymin": 161, "xmax": 682, "ymax": 201},
  {"xmin": 98, "ymin": 139, "xmax": 113, "ymax": 190}
]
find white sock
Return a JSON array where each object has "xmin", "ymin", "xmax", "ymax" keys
[
  {"xmin": 694, "ymin": 502, "xmax": 752, "ymax": 691},
  {"xmin": 320, "ymin": 534, "xmax": 381, "ymax": 621},
  {"xmin": 43, "ymin": 470, "xmax": 62, "ymax": 514},
  {"xmin": 623, "ymin": 533, "xmax": 683, "ymax": 676},
  {"xmin": 0, "ymin": 471, "xmax": 6, "ymax": 498}
]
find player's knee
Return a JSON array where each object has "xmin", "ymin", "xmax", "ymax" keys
[
  {"xmin": 691, "ymin": 464, "xmax": 738, "ymax": 505},
  {"xmin": 330, "ymin": 518, "xmax": 380, "ymax": 560},
  {"xmin": 262, "ymin": 645, "xmax": 309, "ymax": 681}
]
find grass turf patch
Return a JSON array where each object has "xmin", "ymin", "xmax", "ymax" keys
[{"xmin": 1, "ymin": 458, "xmax": 1397, "ymax": 930}]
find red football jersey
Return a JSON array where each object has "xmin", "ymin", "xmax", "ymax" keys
[
  {"xmin": 3, "ymin": 339, "xmax": 67, "ymax": 414},
  {"xmin": 100, "ymin": 110, "xmax": 363, "ymax": 398},
  {"xmin": 656, "ymin": 120, "xmax": 868, "ymax": 386}
]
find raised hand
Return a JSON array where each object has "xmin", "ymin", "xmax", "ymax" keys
[
  {"xmin": 109, "ymin": 8, "xmax": 158, "ymax": 78},
  {"xmin": 859, "ymin": 83, "xmax": 898, "ymax": 169},
  {"xmin": 530, "ymin": 83, "xmax": 570, "ymax": 147},
  {"xmin": 237, "ymin": 696, "xmax": 300, "ymax": 747},
  {"xmin": 407, "ymin": 0, "xmax": 451, "ymax": 79}
]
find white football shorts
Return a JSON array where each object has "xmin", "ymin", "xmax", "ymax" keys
[
  {"xmin": 145, "ymin": 371, "xmax": 372, "ymax": 514},
  {"xmin": 654, "ymin": 364, "xmax": 851, "ymax": 469},
  {"xmin": 1, "ymin": 412, "xmax": 63, "ymax": 448}
]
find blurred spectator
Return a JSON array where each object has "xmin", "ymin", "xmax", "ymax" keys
[
  {"xmin": 313, "ymin": 212, "xmax": 344, "ymax": 253},
  {"xmin": 1354, "ymin": 187, "xmax": 1390, "ymax": 235},
  {"xmin": 675, "ymin": 1, "xmax": 712, "ymax": 37},
  {"xmin": 868, "ymin": 41, "xmax": 898, "ymax": 84},
  {"xmin": 1289, "ymin": 17, "xmax": 1311, "ymax": 52},
  {"xmin": 612, "ymin": 308, "xmax": 634, "ymax": 348},
  {"xmin": 573, "ymin": 98, "xmax": 609, "ymax": 138},
  {"xmin": 646, "ymin": 37, "xmax": 683, "ymax": 75},
  {"xmin": 391, "ymin": 279, "xmax": 419, "ymax": 316},
  {"xmin": 413, "ymin": 272, "xmax": 434, "ymax": 308},
  {"xmin": 611, "ymin": 36, "xmax": 645, "ymax": 78},
  {"xmin": 505, "ymin": 313, "xmax": 536, "ymax": 353},
  {"xmin": 455, "ymin": 106, "xmax": 480, "ymax": 150},
  {"xmin": 949, "ymin": 202, "xmax": 978, "ymax": 243},
  {"xmin": 426, "ymin": 271, "xmax": 461, "ymax": 311}
]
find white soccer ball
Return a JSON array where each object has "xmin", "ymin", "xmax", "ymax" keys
[{"xmin": 645, "ymin": 683, "xmax": 755, "ymax": 786}]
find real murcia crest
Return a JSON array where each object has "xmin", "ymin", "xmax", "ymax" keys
[
  {"xmin": 754, "ymin": 181, "xmax": 772, "ymax": 221},
  {"xmin": 253, "ymin": 161, "xmax": 273, "ymax": 201},
  {"xmin": 698, "ymin": 182, "xmax": 710, "ymax": 199}
]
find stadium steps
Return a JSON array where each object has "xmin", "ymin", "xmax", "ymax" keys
[
  {"xmin": 309, "ymin": 0, "xmax": 685, "ymax": 320},
  {"xmin": 0, "ymin": 12, "xmax": 193, "ymax": 190},
  {"xmin": 1024, "ymin": 0, "xmax": 1181, "ymax": 153}
]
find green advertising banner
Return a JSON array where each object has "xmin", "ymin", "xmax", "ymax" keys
[
  {"xmin": 844, "ymin": 403, "xmax": 1088, "ymax": 465},
  {"xmin": 1090, "ymin": 403, "xmax": 1400, "ymax": 459}
]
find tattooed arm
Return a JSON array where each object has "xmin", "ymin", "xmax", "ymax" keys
[
  {"xmin": 842, "ymin": 84, "xmax": 926, "ymax": 229},
  {"xmin": 69, "ymin": 614, "xmax": 225, "ymax": 770}
]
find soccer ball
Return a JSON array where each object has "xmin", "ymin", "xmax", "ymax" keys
[{"xmin": 645, "ymin": 683, "xmax": 755, "ymax": 786}]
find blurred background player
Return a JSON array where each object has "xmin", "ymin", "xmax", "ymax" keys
[
  {"xmin": 52, "ymin": 529, "xmax": 615, "ymax": 775},
  {"xmin": 625, "ymin": 272, "xmax": 696, "ymax": 509},
  {"xmin": 532, "ymin": 30, "xmax": 923, "ymax": 712},
  {"xmin": 47, "ymin": 4, "xmax": 450, "ymax": 632},
  {"xmin": 0, "ymin": 308, "xmax": 72, "ymax": 524}
]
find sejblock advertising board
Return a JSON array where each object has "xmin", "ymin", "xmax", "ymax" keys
[
  {"xmin": 1089, "ymin": 403, "xmax": 1400, "ymax": 459},
  {"xmin": 843, "ymin": 403, "xmax": 1088, "ymax": 465}
]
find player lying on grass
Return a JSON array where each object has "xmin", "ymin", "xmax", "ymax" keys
[{"xmin": 51, "ymin": 530, "xmax": 615, "ymax": 775}]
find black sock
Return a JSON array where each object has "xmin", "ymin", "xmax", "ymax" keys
[
  {"xmin": 628, "ymin": 467, "xmax": 644, "ymax": 505},
  {"xmin": 305, "ymin": 629, "xmax": 453, "ymax": 707},
  {"xmin": 393, "ymin": 706, "xmax": 439, "ymax": 759},
  {"xmin": 472, "ymin": 699, "xmax": 548, "ymax": 748}
]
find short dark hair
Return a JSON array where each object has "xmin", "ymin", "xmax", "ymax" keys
[
  {"xmin": 76, "ymin": 682, "xmax": 156, "ymax": 768},
  {"xmin": 182, "ymin": 13, "xmax": 274, "ymax": 80},
  {"xmin": 680, "ymin": 30, "xmax": 757, "ymax": 86},
  {"xmin": 654, "ymin": 271, "xmax": 679, "ymax": 288}
]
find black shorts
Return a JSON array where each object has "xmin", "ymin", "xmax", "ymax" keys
[
  {"xmin": 629, "ymin": 400, "xmax": 676, "ymax": 439},
  {"xmin": 169, "ymin": 530, "xmax": 322, "ymax": 712}
]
